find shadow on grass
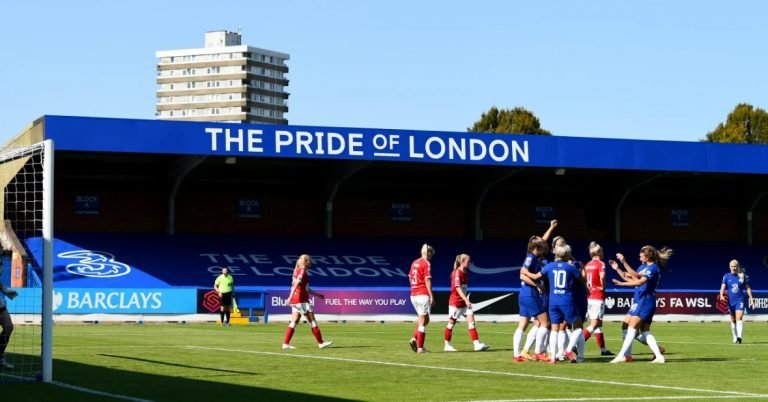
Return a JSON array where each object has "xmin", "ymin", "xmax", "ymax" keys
[
  {"xmin": 99, "ymin": 354, "xmax": 256, "ymax": 376},
  {"xmin": 2, "ymin": 354, "xmax": 360, "ymax": 402}
]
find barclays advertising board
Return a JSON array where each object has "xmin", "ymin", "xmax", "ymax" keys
[
  {"xmin": 43, "ymin": 116, "xmax": 768, "ymax": 174},
  {"xmin": 3, "ymin": 288, "xmax": 197, "ymax": 314}
]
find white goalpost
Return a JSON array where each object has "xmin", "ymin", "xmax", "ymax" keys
[{"xmin": 0, "ymin": 139, "xmax": 53, "ymax": 383}]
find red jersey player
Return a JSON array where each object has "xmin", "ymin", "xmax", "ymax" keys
[
  {"xmin": 282, "ymin": 254, "xmax": 333, "ymax": 350},
  {"xmin": 582, "ymin": 242, "xmax": 613, "ymax": 355},
  {"xmin": 444, "ymin": 254, "xmax": 490, "ymax": 352},
  {"xmin": 408, "ymin": 244, "xmax": 435, "ymax": 353}
]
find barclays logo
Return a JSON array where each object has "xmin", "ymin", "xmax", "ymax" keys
[{"xmin": 58, "ymin": 250, "xmax": 131, "ymax": 278}]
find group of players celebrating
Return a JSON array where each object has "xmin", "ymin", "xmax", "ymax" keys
[
  {"xmin": 274, "ymin": 220, "xmax": 755, "ymax": 362},
  {"xmin": 408, "ymin": 220, "xmax": 675, "ymax": 363}
]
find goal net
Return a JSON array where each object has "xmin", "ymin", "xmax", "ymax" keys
[{"xmin": 0, "ymin": 140, "xmax": 53, "ymax": 383}]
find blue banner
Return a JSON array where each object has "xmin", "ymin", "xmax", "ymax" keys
[
  {"xmin": 22, "ymin": 234, "xmax": 768, "ymax": 291},
  {"xmin": 43, "ymin": 116, "xmax": 768, "ymax": 174}
]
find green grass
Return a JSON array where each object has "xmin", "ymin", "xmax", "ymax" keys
[{"xmin": 2, "ymin": 321, "xmax": 768, "ymax": 401}]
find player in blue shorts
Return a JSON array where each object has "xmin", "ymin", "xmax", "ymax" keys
[
  {"xmin": 525, "ymin": 243, "xmax": 584, "ymax": 363},
  {"xmin": 609, "ymin": 245, "xmax": 673, "ymax": 363},
  {"xmin": 719, "ymin": 259, "xmax": 754, "ymax": 344},
  {"xmin": 513, "ymin": 220, "xmax": 558, "ymax": 362}
]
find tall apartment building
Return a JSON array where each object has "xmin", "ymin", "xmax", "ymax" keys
[{"xmin": 156, "ymin": 31, "xmax": 289, "ymax": 124}]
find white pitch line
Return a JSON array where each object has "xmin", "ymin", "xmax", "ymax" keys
[
  {"xmin": 0, "ymin": 375, "xmax": 156, "ymax": 402},
  {"xmin": 185, "ymin": 345, "xmax": 767, "ymax": 398},
  {"xmin": 50, "ymin": 381, "xmax": 156, "ymax": 402}
]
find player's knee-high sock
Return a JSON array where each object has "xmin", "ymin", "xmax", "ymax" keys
[
  {"xmin": 577, "ymin": 332, "xmax": 586, "ymax": 358},
  {"xmin": 617, "ymin": 328, "xmax": 636, "ymax": 357},
  {"xmin": 622, "ymin": 328, "xmax": 633, "ymax": 356},
  {"xmin": 535, "ymin": 328, "xmax": 549, "ymax": 354},
  {"xmin": 468, "ymin": 322, "xmax": 479, "ymax": 343},
  {"xmin": 513, "ymin": 328, "xmax": 524, "ymax": 357},
  {"xmin": 220, "ymin": 311, "xmax": 225, "ymax": 323},
  {"xmin": 730, "ymin": 321, "xmax": 738, "ymax": 340},
  {"xmin": 225, "ymin": 311, "xmax": 230, "ymax": 323},
  {"xmin": 736, "ymin": 320, "xmax": 744, "ymax": 339},
  {"xmin": 310, "ymin": 321, "xmax": 324, "ymax": 343},
  {"xmin": 549, "ymin": 331, "xmax": 558, "ymax": 361},
  {"xmin": 594, "ymin": 328, "xmax": 606, "ymax": 350},
  {"xmin": 566, "ymin": 328, "xmax": 583, "ymax": 354},
  {"xmin": 642, "ymin": 331, "xmax": 662, "ymax": 357},
  {"xmin": 445, "ymin": 323, "xmax": 454, "ymax": 342},
  {"xmin": 583, "ymin": 326, "xmax": 594, "ymax": 341},
  {"xmin": 416, "ymin": 325, "xmax": 426, "ymax": 349},
  {"xmin": 523, "ymin": 326, "xmax": 538, "ymax": 353},
  {"xmin": 557, "ymin": 331, "xmax": 566, "ymax": 355},
  {"xmin": 283, "ymin": 322, "xmax": 296, "ymax": 345}
]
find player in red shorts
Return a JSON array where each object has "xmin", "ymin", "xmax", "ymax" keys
[
  {"xmin": 282, "ymin": 254, "xmax": 333, "ymax": 349},
  {"xmin": 444, "ymin": 254, "xmax": 490, "ymax": 352},
  {"xmin": 409, "ymin": 244, "xmax": 435, "ymax": 353}
]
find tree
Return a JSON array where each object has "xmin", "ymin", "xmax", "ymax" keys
[
  {"xmin": 468, "ymin": 106, "xmax": 551, "ymax": 135},
  {"xmin": 704, "ymin": 103, "xmax": 768, "ymax": 144}
]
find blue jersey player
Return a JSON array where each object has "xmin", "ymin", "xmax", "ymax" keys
[
  {"xmin": 719, "ymin": 259, "xmax": 754, "ymax": 344},
  {"xmin": 513, "ymin": 219, "xmax": 558, "ymax": 362},
  {"xmin": 609, "ymin": 245, "xmax": 673, "ymax": 363},
  {"xmin": 527, "ymin": 244, "xmax": 584, "ymax": 363}
]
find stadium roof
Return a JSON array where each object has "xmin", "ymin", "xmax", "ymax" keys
[{"xmin": 16, "ymin": 115, "xmax": 768, "ymax": 175}]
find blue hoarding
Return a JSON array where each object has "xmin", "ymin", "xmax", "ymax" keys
[
  {"xmin": 3, "ymin": 288, "xmax": 197, "ymax": 314},
  {"xmin": 43, "ymin": 115, "xmax": 768, "ymax": 175}
]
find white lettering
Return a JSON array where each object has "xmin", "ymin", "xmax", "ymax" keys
[
  {"xmin": 425, "ymin": 137, "xmax": 446, "ymax": 159},
  {"xmin": 409, "ymin": 136, "xmax": 424, "ymax": 158},
  {"xmin": 275, "ymin": 130, "xmax": 292, "ymax": 153},
  {"xmin": 349, "ymin": 133, "xmax": 363, "ymax": 156},
  {"xmin": 205, "ymin": 128, "xmax": 223, "ymax": 151},
  {"xmin": 247, "ymin": 129, "xmax": 263, "ymax": 152},
  {"xmin": 448, "ymin": 138, "xmax": 466, "ymax": 160}
]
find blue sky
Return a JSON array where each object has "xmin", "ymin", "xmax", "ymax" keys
[{"xmin": 1, "ymin": 1, "xmax": 766, "ymax": 144}]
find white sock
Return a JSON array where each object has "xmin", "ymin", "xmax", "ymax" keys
[
  {"xmin": 536, "ymin": 328, "xmax": 550, "ymax": 354},
  {"xmin": 618, "ymin": 328, "xmax": 637, "ymax": 357},
  {"xmin": 577, "ymin": 332, "xmax": 586, "ymax": 358},
  {"xmin": 557, "ymin": 331, "xmax": 566, "ymax": 355},
  {"xmin": 513, "ymin": 328, "xmax": 524, "ymax": 357},
  {"xmin": 523, "ymin": 326, "xmax": 538, "ymax": 352},
  {"xmin": 622, "ymin": 328, "xmax": 633, "ymax": 356},
  {"xmin": 643, "ymin": 331, "xmax": 662, "ymax": 358},
  {"xmin": 549, "ymin": 331, "xmax": 558, "ymax": 360},
  {"xmin": 566, "ymin": 328, "xmax": 583, "ymax": 354},
  {"xmin": 731, "ymin": 321, "xmax": 738, "ymax": 340},
  {"xmin": 736, "ymin": 320, "xmax": 744, "ymax": 338}
]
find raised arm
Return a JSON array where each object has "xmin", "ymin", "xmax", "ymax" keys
[{"xmin": 541, "ymin": 220, "xmax": 558, "ymax": 242}]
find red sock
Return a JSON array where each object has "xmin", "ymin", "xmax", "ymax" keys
[
  {"xmin": 469, "ymin": 328, "xmax": 479, "ymax": 342},
  {"xmin": 283, "ymin": 326, "xmax": 295, "ymax": 345},
  {"xmin": 416, "ymin": 330, "xmax": 426, "ymax": 349},
  {"xmin": 583, "ymin": 329, "xmax": 591, "ymax": 341},
  {"xmin": 595, "ymin": 332, "xmax": 605, "ymax": 349},
  {"xmin": 413, "ymin": 329, "xmax": 419, "ymax": 340},
  {"xmin": 444, "ymin": 327, "xmax": 453, "ymax": 342},
  {"xmin": 311, "ymin": 326, "xmax": 324, "ymax": 343}
]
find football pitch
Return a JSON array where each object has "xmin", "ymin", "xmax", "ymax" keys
[{"xmin": 3, "ymin": 321, "xmax": 767, "ymax": 401}]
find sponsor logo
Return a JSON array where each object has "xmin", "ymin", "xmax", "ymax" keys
[
  {"xmin": 59, "ymin": 250, "xmax": 131, "ymax": 278},
  {"xmin": 471, "ymin": 293, "xmax": 514, "ymax": 312},
  {"xmin": 604, "ymin": 296, "xmax": 615, "ymax": 309},
  {"xmin": 202, "ymin": 290, "xmax": 220, "ymax": 313}
]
